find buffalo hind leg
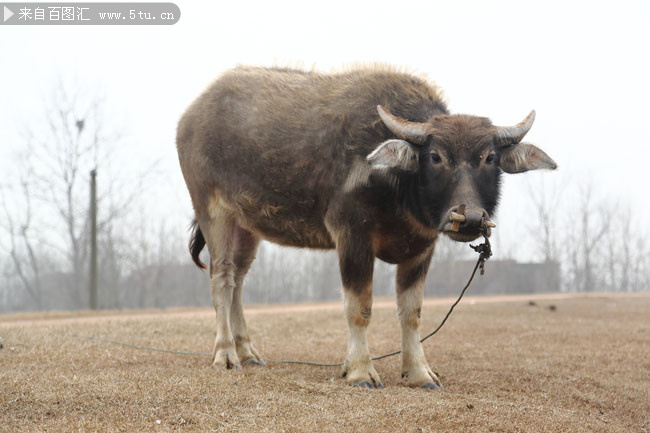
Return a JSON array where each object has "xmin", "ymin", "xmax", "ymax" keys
[
  {"xmin": 230, "ymin": 226, "xmax": 264, "ymax": 366},
  {"xmin": 334, "ymin": 228, "xmax": 383, "ymax": 389},
  {"xmin": 200, "ymin": 205, "xmax": 241, "ymax": 370},
  {"xmin": 396, "ymin": 248, "xmax": 442, "ymax": 389}
]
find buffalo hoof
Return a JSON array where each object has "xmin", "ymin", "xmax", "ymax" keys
[
  {"xmin": 242, "ymin": 358, "xmax": 266, "ymax": 367},
  {"xmin": 212, "ymin": 352, "xmax": 242, "ymax": 370},
  {"xmin": 213, "ymin": 363, "xmax": 242, "ymax": 371},
  {"xmin": 420, "ymin": 382, "xmax": 442, "ymax": 390},
  {"xmin": 343, "ymin": 359, "xmax": 383, "ymax": 388},
  {"xmin": 353, "ymin": 381, "xmax": 384, "ymax": 389}
]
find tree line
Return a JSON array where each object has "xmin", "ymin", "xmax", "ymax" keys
[{"xmin": 1, "ymin": 84, "xmax": 648, "ymax": 312}]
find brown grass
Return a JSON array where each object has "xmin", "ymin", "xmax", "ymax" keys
[{"xmin": 1, "ymin": 293, "xmax": 649, "ymax": 432}]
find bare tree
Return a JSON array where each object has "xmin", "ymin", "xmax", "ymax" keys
[
  {"xmin": 0, "ymin": 78, "xmax": 154, "ymax": 310},
  {"xmin": 115, "ymin": 211, "xmax": 189, "ymax": 308},
  {"xmin": 630, "ymin": 237, "xmax": 650, "ymax": 291},
  {"xmin": 524, "ymin": 170, "xmax": 650, "ymax": 293},
  {"xmin": 0, "ymin": 181, "xmax": 44, "ymax": 308},
  {"xmin": 24, "ymin": 81, "xmax": 111, "ymax": 306},
  {"xmin": 576, "ymin": 182, "xmax": 612, "ymax": 291},
  {"xmin": 618, "ymin": 220, "xmax": 633, "ymax": 291},
  {"xmin": 525, "ymin": 173, "xmax": 566, "ymax": 264}
]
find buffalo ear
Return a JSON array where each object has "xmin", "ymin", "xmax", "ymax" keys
[
  {"xmin": 367, "ymin": 139, "xmax": 419, "ymax": 172},
  {"xmin": 499, "ymin": 143, "xmax": 557, "ymax": 174}
]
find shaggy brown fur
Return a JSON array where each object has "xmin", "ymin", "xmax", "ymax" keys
[{"xmin": 176, "ymin": 65, "xmax": 556, "ymax": 388}]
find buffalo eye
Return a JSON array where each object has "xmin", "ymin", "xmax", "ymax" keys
[
  {"xmin": 485, "ymin": 152, "xmax": 496, "ymax": 164},
  {"xmin": 431, "ymin": 152, "xmax": 442, "ymax": 164}
]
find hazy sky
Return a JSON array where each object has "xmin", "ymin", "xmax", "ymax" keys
[{"xmin": 1, "ymin": 0, "xmax": 649, "ymax": 261}]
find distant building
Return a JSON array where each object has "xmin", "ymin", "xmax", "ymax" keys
[{"xmin": 425, "ymin": 260, "xmax": 561, "ymax": 296}]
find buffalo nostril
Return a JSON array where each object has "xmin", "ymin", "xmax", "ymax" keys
[{"xmin": 464, "ymin": 210, "xmax": 484, "ymax": 228}]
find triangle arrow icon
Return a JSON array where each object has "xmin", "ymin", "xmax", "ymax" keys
[{"xmin": 4, "ymin": 6, "xmax": 14, "ymax": 22}]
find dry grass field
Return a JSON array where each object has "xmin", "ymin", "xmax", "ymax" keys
[{"xmin": 1, "ymin": 293, "xmax": 649, "ymax": 432}]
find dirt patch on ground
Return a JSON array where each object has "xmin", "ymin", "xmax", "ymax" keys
[{"xmin": 1, "ymin": 293, "xmax": 649, "ymax": 432}]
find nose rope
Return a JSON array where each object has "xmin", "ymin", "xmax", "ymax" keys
[{"xmin": 470, "ymin": 223, "xmax": 493, "ymax": 275}]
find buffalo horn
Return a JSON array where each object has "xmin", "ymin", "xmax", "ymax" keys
[
  {"xmin": 494, "ymin": 110, "xmax": 536, "ymax": 147},
  {"xmin": 377, "ymin": 105, "xmax": 429, "ymax": 145}
]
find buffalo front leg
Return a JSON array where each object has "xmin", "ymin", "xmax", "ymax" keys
[
  {"xmin": 336, "ymin": 231, "xmax": 383, "ymax": 389},
  {"xmin": 396, "ymin": 248, "xmax": 442, "ymax": 389}
]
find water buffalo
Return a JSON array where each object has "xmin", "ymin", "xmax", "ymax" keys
[{"xmin": 176, "ymin": 66, "xmax": 556, "ymax": 389}]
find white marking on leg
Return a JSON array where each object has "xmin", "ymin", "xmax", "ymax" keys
[
  {"xmin": 343, "ymin": 290, "xmax": 381, "ymax": 386},
  {"xmin": 397, "ymin": 253, "xmax": 441, "ymax": 387},
  {"xmin": 398, "ymin": 285, "xmax": 427, "ymax": 368},
  {"xmin": 345, "ymin": 292, "xmax": 370, "ymax": 363}
]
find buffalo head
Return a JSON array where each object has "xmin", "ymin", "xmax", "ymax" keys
[{"xmin": 368, "ymin": 105, "xmax": 557, "ymax": 242}]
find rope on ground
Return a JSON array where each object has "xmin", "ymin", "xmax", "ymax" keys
[
  {"xmin": 73, "ymin": 334, "xmax": 211, "ymax": 357},
  {"xmin": 73, "ymin": 229, "xmax": 492, "ymax": 368}
]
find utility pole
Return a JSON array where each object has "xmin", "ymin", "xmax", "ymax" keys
[{"xmin": 89, "ymin": 168, "xmax": 98, "ymax": 309}]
